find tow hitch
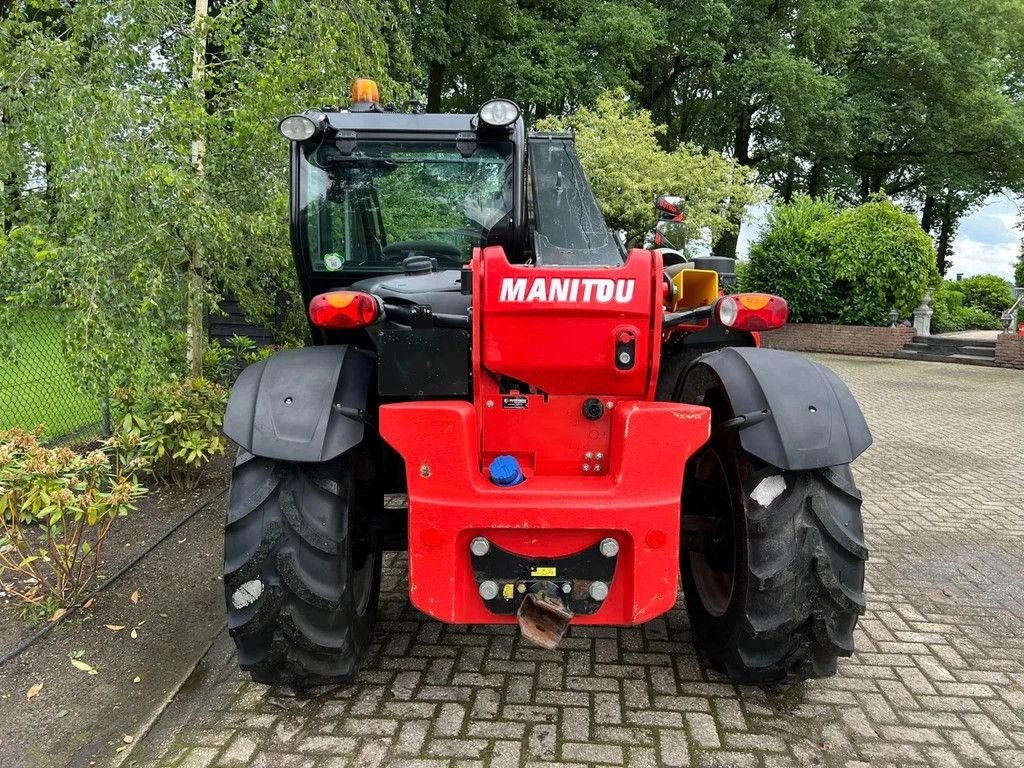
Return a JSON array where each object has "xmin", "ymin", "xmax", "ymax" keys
[
  {"xmin": 517, "ymin": 584, "xmax": 574, "ymax": 649},
  {"xmin": 468, "ymin": 535, "xmax": 620, "ymax": 648}
]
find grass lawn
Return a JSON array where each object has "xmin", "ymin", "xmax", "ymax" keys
[{"xmin": 0, "ymin": 310, "xmax": 103, "ymax": 442}]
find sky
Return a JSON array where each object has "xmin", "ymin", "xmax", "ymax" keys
[{"xmin": 737, "ymin": 193, "xmax": 1022, "ymax": 284}]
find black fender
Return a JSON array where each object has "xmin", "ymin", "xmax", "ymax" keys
[
  {"xmin": 678, "ymin": 347, "xmax": 871, "ymax": 471},
  {"xmin": 223, "ymin": 345, "xmax": 374, "ymax": 463}
]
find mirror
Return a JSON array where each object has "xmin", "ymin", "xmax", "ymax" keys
[{"xmin": 655, "ymin": 195, "xmax": 686, "ymax": 222}]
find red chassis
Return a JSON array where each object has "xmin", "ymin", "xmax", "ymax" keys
[{"xmin": 379, "ymin": 247, "xmax": 713, "ymax": 626}]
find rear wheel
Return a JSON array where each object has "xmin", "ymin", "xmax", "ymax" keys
[
  {"xmin": 680, "ymin": 402, "xmax": 867, "ymax": 684},
  {"xmin": 223, "ymin": 448, "xmax": 381, "ymax": 686}
]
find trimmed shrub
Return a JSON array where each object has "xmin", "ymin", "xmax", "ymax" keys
[
  {"xmin": 931, "ymin": 281, "xmax": 1004, "ymax": 332},
  {"xmin": 746, "ymin": 195, "xmax": 936, "ymax": 326},
  {"xmin": 745, "ymin": 196, "xmax": 835, "ymax": 322},
  {"xmin": 820, "ymin": 198, "xmax": 936, "ymax": 326},
  {"xmin": 954, "ymin": 274, "xmax": 1014, "ymax": 317}
]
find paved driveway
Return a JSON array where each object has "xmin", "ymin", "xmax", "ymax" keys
[{"xmin": 138, "ymin": 356, "xmax": 1024, "ymax": 768}]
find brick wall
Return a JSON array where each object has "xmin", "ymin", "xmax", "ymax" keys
[
  {"xmin": 995, "ymin": 333, "xmax": 1024, "ymax": 369},
  {"xmin": 760, "ymin": 323, "xmax": 915, "ymax": 358}
]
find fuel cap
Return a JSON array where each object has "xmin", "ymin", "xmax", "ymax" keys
[{"xmin": 489, "ymin": 455, "xmax": 525, "ymax": 487}]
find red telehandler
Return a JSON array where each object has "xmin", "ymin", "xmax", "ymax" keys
[{"xmin": 222, "ymin": 81, "xmax": 870, "ymax": 688}]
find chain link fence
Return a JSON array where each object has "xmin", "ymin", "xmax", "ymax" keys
[{"xmin": 0, "ymin": 309, "xmax": 108, "ymax": 445}]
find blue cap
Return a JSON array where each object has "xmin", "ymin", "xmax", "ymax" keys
[{"xmin": 489, "ymin": 455, "xmax": 525, "ymax": 487}]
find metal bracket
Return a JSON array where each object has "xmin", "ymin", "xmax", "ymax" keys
[{"xmin": 409, "ymin": 305, "xmax": 433, "ymax": 330}]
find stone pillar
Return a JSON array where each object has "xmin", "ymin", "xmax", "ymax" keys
[{"xmin": 913, "ymin": 288, "xmax": 933, "ymax": 337}]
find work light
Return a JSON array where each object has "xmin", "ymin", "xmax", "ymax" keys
[
  {"xmin": 478, "ymin": 99, "xmax": 521, "ymax": 128},
  {"xmin": 279, "ymin": 114, "xmax": 319, "ymax": 142}
]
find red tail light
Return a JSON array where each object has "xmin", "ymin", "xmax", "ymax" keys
[
  {"xmin": 714, "ymin": 293, "xmax": 788, "ymax": 331},
  {"xmin": 309, "ymin": 291, "xmax": 380, "ymax": 330}
]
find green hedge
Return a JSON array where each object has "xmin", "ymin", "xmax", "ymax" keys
[{"xmin": 746, "ymin": 195, "xmax": 936, "ymax": 326}]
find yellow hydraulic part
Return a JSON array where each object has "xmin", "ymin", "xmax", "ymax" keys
[{"xmin": 670, "ymin": 268, "xmax": 719, "ymax": 311}]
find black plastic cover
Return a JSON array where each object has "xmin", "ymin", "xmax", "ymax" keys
[
  {"xmin": 682, "ymin": 347, "xmax": 872, "ymax": 471},
  {"xmin": 223, "ymin": 345, "xmax": 373, "ymax": 462},
  {"xmin": 377, "ymin": 328, "xmax": 469, "ymax": 396}
]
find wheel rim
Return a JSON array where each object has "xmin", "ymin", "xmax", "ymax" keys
[{"xmin": 688, "ymin": 448, "xmax": 736, "ymax": 618}]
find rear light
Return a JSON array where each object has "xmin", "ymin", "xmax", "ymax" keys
[
  {"xmin": 714, "ymin": 293, "xmax": 788, "ymax": 331},
  {"xmin": 308, "ymin": 291, "xmax": 380, "ymax": 330}
]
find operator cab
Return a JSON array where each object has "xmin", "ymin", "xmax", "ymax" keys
[{"xmin": 282, "ymin": 80, "xmax": 529, "ymax": 313}]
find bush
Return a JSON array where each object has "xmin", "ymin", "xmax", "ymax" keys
[
  {"xmin": 116, "ymin": 378, "xmax": 228, "ymax": 489},
  {"xmin": 953, "ymin": 274, "xmax": 1014, "ymax": 317},
  {"xmin": 745, "ymin": 196, "xmax": 835, "ymax": 322},
  {"xmin": 204, "ymin": 335, "xmax": 278, "ymax": 387},
  {"xmin": 931, "ymin": 282, "xmax": 967, "ymax": 333},
  {"xmin": 0, "ymin": 428, "xmax": 146, "ymax": 610},
  {"xmin": 931, "ymin": 281, "xmax": 1004, "ymax": 332},
  {"xmin": 821, "ymin": 198, "xmax": 936, "ymax": 326},
  {"xmin": 746, "ymin": 195, "xmax": 936, "ymax": 326}
]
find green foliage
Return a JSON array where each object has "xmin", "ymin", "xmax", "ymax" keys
[
  {"xmin": 820, "ymin": 198, "xmax": 937, "ymax": 326},
  {"xmin": 0, "ymin": 428, "xmax": 146, "ymax": 609},
  {"xmin": 746, "ymin": 196, "xmax": 936, "ymax": 326},
  {"xmin": 410, "ymin": 0, "xmax": 1024, "ymax": 265},
  {"xmin": 931, "ymin": 281, "xmax": 1008, "ymax": 332},
  {"xmin": 953, "ymin": 274, "xmax": 1014, "ymax": 317},
  {"xmin": 115, "ymin": 379, "xmax": 228, "ymax": 490},
  {"xmin": 745, "ymin": 196, "xmax": 835, "ymax": 323},
  {"xmin": 408, "ymin": 0, "xmax": 664, "ymax": 115},
  {"xmin": 1015, "ymin": 255, "xmax": 1024, "ymax": 288},
  {"xmin": 203, "ymin": 335, "xmax": 278, "ymax": 387},
  {"xmin": 537, "ymin": 91, "xmax": 765, "ymax": 242},
  {"xmin": 1, "ymin": 0, "xmax": 409, "ymax": 396}
]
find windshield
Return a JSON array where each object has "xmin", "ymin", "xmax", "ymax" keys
[{"xmin": 300, "ymin": 140, "xmax": 514, "ymax": 272}]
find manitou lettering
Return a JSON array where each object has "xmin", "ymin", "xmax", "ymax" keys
[{"xmin": 498, "ymin": 277, "xmax": 636, "ymax": 304}]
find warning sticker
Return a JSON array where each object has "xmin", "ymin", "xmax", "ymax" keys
[
  {"xmin": 530, "ymin": 566, "xmax": 557, "ymax": 577},
  {"xmin": 502, "ymin": 583, "xmax": 514, "ymax": 600},
  {"xmin": 502, "ymin": 396, "xmax": 529, "ymax": 410}
]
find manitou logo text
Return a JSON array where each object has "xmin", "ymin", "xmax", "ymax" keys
[{"xmin": 498, "ymin": 277, "xmax": 636, "ymax": 304}]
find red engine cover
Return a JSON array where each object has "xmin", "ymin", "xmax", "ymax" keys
[{"xmin": 476, "ymin": 246, "xmax": 662, "ymax": 397}]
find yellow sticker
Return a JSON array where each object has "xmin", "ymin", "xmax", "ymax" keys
[
  {"xmin": 502, "ymin": 583, "xmax": 514, "ymax": 600},
  {"xmin": 530, "ymin": 566, "xmax": 557, "ymax": 577}
]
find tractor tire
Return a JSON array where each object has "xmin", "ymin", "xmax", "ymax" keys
[
  {"xmin": 223, "ymin": 448, "xmax": 381, "ymax": 687},
  {"xmin": 680, "ymin": 426, "xmax": 867, "ymax": 684}
]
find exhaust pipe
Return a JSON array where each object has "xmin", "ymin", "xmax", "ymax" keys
[{"xmin": 516, "ymin": 585, "xmax": 574, "ymax": 650}]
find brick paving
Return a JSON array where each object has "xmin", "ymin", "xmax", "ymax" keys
[{"xmin": 140, "ymin": 356, "xmax": 1024, "ymax": 768}]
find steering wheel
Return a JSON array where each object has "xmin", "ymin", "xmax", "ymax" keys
[{"xmin": 382, "ymin": 240, "xmax": 463, "ymax": 267}]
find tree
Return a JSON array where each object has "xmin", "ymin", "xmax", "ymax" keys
[
  {"xmin": 537, "ymin": 91, "xmax": 764, "ymax": 244},
  {"xmin": 0, "ymin": 0, "xmax": 408, "ymax": 394},
  {"xmin": 407, "ymin": 0, "xmax": 664, "ymax": 117}
]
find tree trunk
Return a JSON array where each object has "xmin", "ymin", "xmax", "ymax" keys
[
  {"xmin": 186, "ymin": 0, "xmax": 209, "ymax": 380},
  {"xmin": 733, "ymin": 101, "xmax": 752, "ymax": 166},
  {"xmin": 712, "ymin": 229, "xmax": 739, "ymax": 260},
  {"xmin": 427, "ymin": 60, "xmax": 444, "ymax": 113},
  {"xmin": 782, "ymin": 159, "xmax": 795, "ymax": 203},
  {"xmin": 921, "ymin": 194, "xmax": 935, "ymax": 233},
  {"xmin": 807, "ymin": 161, "xmax": 822, "ymax": 198},
  {"xmin": 936, "ymin": 197, "xmax": 952, "ymax": 276},
  {"xmin": 712, "ymin": 100, "xmax": 753, "ymax": 261}
]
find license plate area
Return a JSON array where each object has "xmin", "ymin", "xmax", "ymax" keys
[{"xmin": 470, "ymin": 537, "xmax": 619, "ymax": 615}]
